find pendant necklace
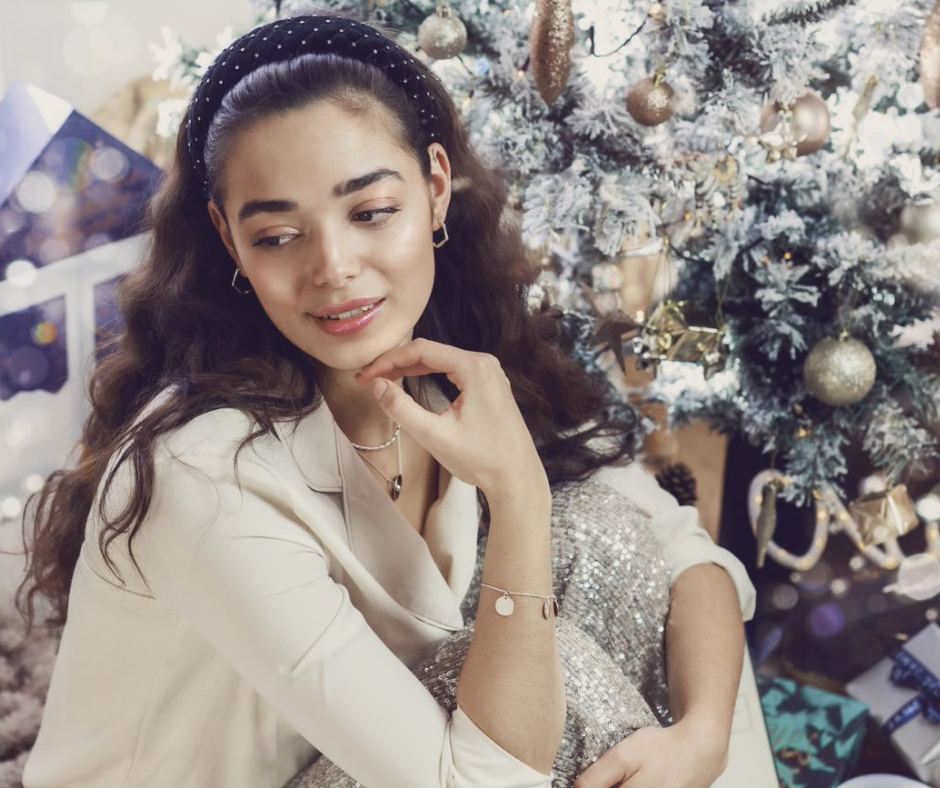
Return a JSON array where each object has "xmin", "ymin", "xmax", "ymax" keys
[{"xmin": 351, "ymin": 424, "xmax": 403, "ymax": 500}]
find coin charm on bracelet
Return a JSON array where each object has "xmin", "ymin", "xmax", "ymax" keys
[{"xmin": 495, "ymin": 593, "xmax": 515, "ymax": 616}]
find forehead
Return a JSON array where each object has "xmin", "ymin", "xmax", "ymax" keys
[{"xmin": 223, "ymin": 100, "xmax": 412, "ymax": 199}]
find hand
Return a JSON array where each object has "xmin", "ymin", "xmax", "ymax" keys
[
  {"xmin": 354, "ymin": 338, "xmax": 544, "ymax": 495},
  {"xmin": 572, "ymin": 722, "xmax": 729, "ymax": 788}
]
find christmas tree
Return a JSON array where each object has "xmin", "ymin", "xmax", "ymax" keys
[{"xmin": 151, "ymin": 0, "xmax": 940, "ymax": 568}]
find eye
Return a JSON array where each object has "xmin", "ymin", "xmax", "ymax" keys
[
  {"xmin": 252, "ymin": 233, "xmax": 297, "ymax": 251},
  {"xmin": 353, "ymin": 207, "xmax": 399, "ymax": 225}
]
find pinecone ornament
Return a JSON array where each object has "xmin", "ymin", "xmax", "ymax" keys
[{"xmin": 655, "ymin": 462, "xmax": 698, "ymax": 506}]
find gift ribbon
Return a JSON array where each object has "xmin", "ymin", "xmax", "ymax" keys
[{"xmin": 882, "ymin": 648, "xmax": 940, "ymax": 735}]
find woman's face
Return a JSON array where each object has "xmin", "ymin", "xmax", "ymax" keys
[{"xmin": 208, "ymin": 99, "xmax": 451, "ymax": 375}]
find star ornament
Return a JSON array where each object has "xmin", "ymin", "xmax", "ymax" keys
[{"xmin": 758, "ymin": 109, "xmax": 808, "ymax": 163}]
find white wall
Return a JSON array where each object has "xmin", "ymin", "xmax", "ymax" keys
[{"xmin": 0, "ymin": 0, "xmax": 259, "ymax": 114}]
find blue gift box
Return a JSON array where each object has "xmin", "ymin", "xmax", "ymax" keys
[
  {"xmin": 847, "ymin": 623, "xmax": 940, "ymax": 786},
  {"xmin": 757, "ymin": 673, "xmax": 869, "ymax": 787}
]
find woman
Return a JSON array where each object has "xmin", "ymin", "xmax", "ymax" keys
[{"xmin": 17, "ymin": 8, "xmax": 755, "ymax": 788}]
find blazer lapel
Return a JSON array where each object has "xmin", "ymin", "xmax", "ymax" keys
[{"xmin": 272, "ymin": 376, "xmax": 479, "ymax": 633}]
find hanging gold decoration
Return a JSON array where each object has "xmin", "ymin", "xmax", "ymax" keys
[
  {"xmin": 921, "ymin": 0, "xmax": 940, "ymax": 110},
  {"xmin": 417, "ymin": 2, "xmax": 468, "ymax": 60},
  {"xmin": 849, "ymin": 484, "xmax": 921, "ymax": 547},
  {"xmin": 529, "ymin": 0, "xmax": 576, "ymax": 106},
  {"xmin": 633, "ymin": 300, "xmax": 727, "ymax": 378},
  {"xmin": 756, "ymin": 479, "xmax": 781, "ymax": 569}
]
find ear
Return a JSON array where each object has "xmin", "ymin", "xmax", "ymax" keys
[
  {"xmin": 427, "ymin": 143, "xmax": 452, "ymax": 230},
  {"xmin": 207, "ymin": 200, "xmax": 242, "ymax": 266}
]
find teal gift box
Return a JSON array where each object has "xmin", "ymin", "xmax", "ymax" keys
[{"xmin": 756, "ymin": 674, "xmax": 868, "ymax": 788}]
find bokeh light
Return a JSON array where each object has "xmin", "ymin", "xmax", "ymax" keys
[
  {"xmin": 808, "ymin": 603, "xmax": 845, "ymax": 638},
  {"xmin": 31, "ymin": 322, "xmax": 58, "ymax": 346},
  {"xmin": 6, "ymin": 259, "xmax": 37, "ymax": 288},
  {"xmin": 916, "ymin": 488, "xmax": 940, "ymax": 521},
  {"xmin": 1, "ymin": 497, "xmax": 23, "ymax": 519},
  {"xmin": 771, "ymin": 583, "xmax": 799, "ymax": 610},
  {"xmin": 3, "ymin": 417, "xmax": 34, "ymax": 448},
  {"xmin": 15, "ymin": 171, "xmax": 57, "ymax": 213},
  {"xmin": 6, "ymin": 347, "xmax": 50, "ymax": 388},
  {"xmin": 23, "ymin": 474, "xmax": 46, "ymax": 494},
  {"xmin": 89, "ymin": 146, "xmax": 129, "ymax": 182}
]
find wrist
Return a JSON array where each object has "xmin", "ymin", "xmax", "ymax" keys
[
  {"xmin": 482, "ymin": 461, "xmax": 550, "ymax": 512},
  {"xmin": 673, "ymin": 714, "xmax": 731, "ymax": 772}
]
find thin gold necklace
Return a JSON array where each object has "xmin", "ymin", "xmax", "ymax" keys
[{"xmin": 352, "ymin": 425, "xmax": 403, "ymax": 500}]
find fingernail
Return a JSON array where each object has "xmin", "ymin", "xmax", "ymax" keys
[{"xmin": 373, "ymin": 378, "xmax": 389, "ymax": 399}]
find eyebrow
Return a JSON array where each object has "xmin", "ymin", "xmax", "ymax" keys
[{"xmin": 236, "ymin": 168, "xmax": 405, "ymax": 224}]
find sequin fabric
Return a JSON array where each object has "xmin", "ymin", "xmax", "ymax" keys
[{"xmin": 287, "ymin": 477, "xmax": 673, "ymax": 788}]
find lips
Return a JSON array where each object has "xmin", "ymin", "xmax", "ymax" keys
[
  {"xmin": 311, "ymin": 297, "xmax": 384, "ymax": 318},
  {"xmin": 309, "ymin": 298, "xmax": 386, "ymax": 336}
]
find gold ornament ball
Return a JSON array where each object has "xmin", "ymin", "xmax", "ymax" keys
[
  {"xmin": 760, "ymin": 91, "xmax": 831, "ymax": 156},
  {"xmin": 627, "ymin": 77, "xmax": 675, "ymax": 126},
  {"xmin": 803, "ymin": 336, "xmax": 877, "ymax": 407},
  {"xmin": 900, "ymin": 201, "xmax": 940, "ymax": 244},
  {"xmin": 417, "ymin": 6, "xmax": 468, "ymax": 60}
]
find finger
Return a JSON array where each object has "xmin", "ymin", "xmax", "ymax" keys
[
  {"xmin": 356, "ymin": 362, "xmax": 437, "ymax": 383},
  {"xmin": 371, "ymin": 377, "xmax": 445, "ymax": 446},
  {"xmin": 359, "ymin": 339, "xmax": 476, "ymax": 390},
  {"xmin": 573, "ymin": 747, "xmax": 642, "ymax": 788}
]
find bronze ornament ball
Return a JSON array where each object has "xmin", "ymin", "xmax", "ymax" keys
[
  {"xmin": 900, "ymin": 200, "xmax": 940, "ymax": 244},
  {"xmin": 760, "ymin": 91, "xmax": 831, "ymax": 157},
  {"xmin": 626, "ymin": 76, "xmax": 675, "ymax": 126},
  {"xmin": 417, "ymin": 4, "xmax": 468, "ymax": 60},
  {"xmin": 803, "ymin": 335, "xmax": 877, "ymax": 406}
]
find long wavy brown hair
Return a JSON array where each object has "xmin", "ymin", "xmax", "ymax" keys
[{"xmin": 12, "ymin": 6, "xmax": 640, "ymax": 642}]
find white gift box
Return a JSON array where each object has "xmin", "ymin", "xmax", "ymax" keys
[{"xmin": 846, "ymin": 623, "xmax": 940, "ymax": 786}]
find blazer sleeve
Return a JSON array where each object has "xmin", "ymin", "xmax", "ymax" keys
[
  {"xmin": 591, "ymin": 460, "xmax": 757, "ymax": 621},
  {"xmin": 132, "ymin": 450, "xmax": 553, "ymax": 788}
]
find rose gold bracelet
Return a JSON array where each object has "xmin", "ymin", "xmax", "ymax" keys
[{"xmin": 480, "ymin": 582, "xmax": 559, "ymax": 619}]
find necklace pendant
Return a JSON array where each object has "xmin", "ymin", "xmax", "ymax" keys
[{"xmin": 390, "ymin": 474, "xmax": 403, "ymax": 501}]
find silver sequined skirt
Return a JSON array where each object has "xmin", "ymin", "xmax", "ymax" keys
[{"xmin": 287, "ymin": 477, "xmax": 673, "ymax": 788}]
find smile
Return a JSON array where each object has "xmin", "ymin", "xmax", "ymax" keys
[{"xmin": 309, "ymin": 299, "xmax": 385, "ymax": 336}]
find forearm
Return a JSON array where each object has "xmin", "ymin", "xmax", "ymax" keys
[
  {"xmin": 456, "ymin": 463, "xmax": 566, "ymax": 774},
  {"xmin": 664, "ymin": 563, "xmax": 745, "ymax": 754}
]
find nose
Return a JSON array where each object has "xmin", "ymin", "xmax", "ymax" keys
[{"xmin": 307, "ymin": 224, "xmax": 360, "ymax": 288}]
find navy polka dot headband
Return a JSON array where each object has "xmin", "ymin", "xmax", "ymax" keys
[{"xmin": 185, "ymin": 15, "xmax": 446, "ymax": 199}]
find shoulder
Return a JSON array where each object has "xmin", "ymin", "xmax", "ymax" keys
[
  {"xmin": 134, "ymin": 385, "xmax": 279, "ymax": 466},
  {"xmin": 589, "ymin": 460, "xmax": 679, "ymax": 518}
]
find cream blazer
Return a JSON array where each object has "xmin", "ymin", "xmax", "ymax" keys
[{"xmin": 23, "ymin": 377, "xmax": 756, "ymax": 788}]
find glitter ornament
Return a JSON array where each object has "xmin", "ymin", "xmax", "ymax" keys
[
  {"xmin": 921, "ymin": 0, "xmax": 940, "ymax": 109},
  {"xmin": 759, "ymin": 92, "xmax": 830, "ymax": 158},
  {"xmin": 626, "ymin": 75, "xmax": 675, "ymax": 126},
  {"xmin": 900, "ymin": 199, "xmax": 940, "ymax": 244},
  {"xmin": 417, "ymin": 2, "xmax": 467, "ymax": 61},
  {"xmin": 803, "ymin": 335, "xmax": 876, "ymax": 407},
  {"xmin": 849, "ymin": 484, "xmax": 921, "ymax": 548},
  {"xmin": 528, "ymin": 0, "xmax": 576, "ymax": 106}
]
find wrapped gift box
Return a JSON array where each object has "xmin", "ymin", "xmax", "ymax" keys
[
  {"xmin": 756, "ymin": 673, "xmax": 868, "ymax": 787},
  {"xmin": 0, "ymin": 81, "xmax": 161, "ymax": 275},
  {"xmin": 846, "ymin": 623, "xmax": 940, "ymax": 786},
  {"xmin": 0, "ymin": 82, "xmax": 160, "ymax": 500}
]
